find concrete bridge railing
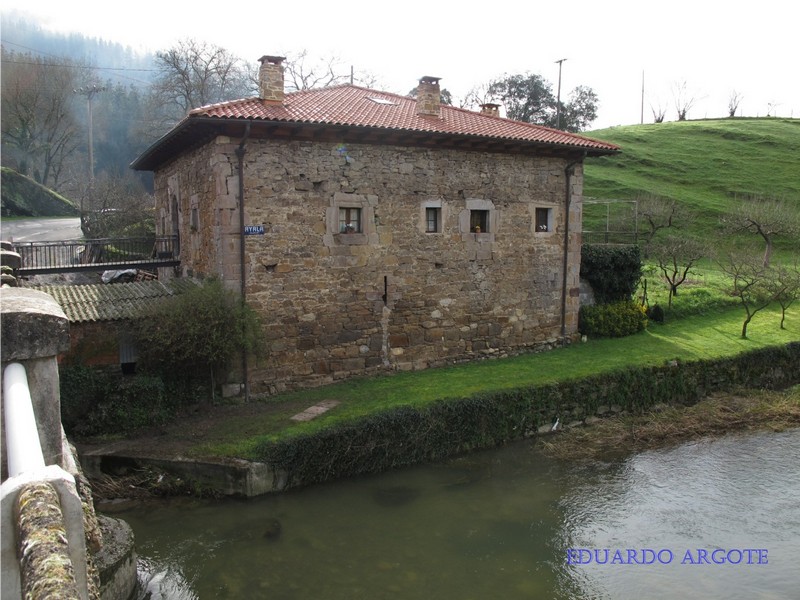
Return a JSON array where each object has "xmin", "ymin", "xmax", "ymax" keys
[{"xmin": 1, "ymin": 288, "xmax": 94, "ymax": 599}]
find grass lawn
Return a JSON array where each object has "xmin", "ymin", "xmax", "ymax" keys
[{"xmin": 195, "ymin": 302, "xmax": 799, "ymax": 460}]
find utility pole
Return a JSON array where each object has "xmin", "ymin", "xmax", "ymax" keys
[
  {"xmin": 74, "ymin": 85, "xmax": 106, "ymax": 182},
  {"xmin": 555, "ymin": 58, "xmax": 567, "ymax": 129},
  {"xmin": 641, "ymin": 70, "xmax": 645, "ymax": 124}
]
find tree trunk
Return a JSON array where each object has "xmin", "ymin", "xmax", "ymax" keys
[
  {"xmin": 762, "ymin": 237, "xmax": 773, "ymax": 268},
  {"xmin": 741, "ymin": 315, "xmax": 752, "ymax": 339}
]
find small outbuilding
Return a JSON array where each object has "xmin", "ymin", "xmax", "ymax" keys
[{"xmin": 31, "ymin": 279, "xmax": 198, "ymax": 373}]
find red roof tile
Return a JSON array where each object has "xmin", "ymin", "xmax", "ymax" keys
[
  {"xmin": 132, "ymin": 84, "xmax": 618, "ymax": 170},
  {"xmin": 190, "ymin": 84, "xmax": 619, "ymax": 152}
]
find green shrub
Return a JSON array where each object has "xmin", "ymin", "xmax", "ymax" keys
[
  {"xmin": 133, "ymin": 277, "xmax": 262, "ymax": 399},
  {"xmin": 581, "ymin": 244, "xmax": 643, "ymax": 303},
  {"xmin": 60, "ymin": 366, "xmax": 177, "ymax": 437},
  {"xmin": 647, "ymin": 303, "xmax": 666, "ymax": 323},
  {"xmin": 579, "ymin": 300, "xmax": 648, "ymax": 338},
  {"xmin": 60, "ymin": 366, "xmax": 107, "ymax": 433}
]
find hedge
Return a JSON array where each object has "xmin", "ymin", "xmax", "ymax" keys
[
  {"xmin": 254, "ymin": 343, "xmax": 800, "ymax": 490},
  {"xmin": 579, "ymin": 300, "xmax": 649, "ymax": 338},
  {"xmin": 581, "ymin": 244, "xmax": 642, "ymax": 304}
]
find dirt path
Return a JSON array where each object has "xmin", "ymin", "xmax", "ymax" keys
[{"xmin": 75, "ymin": 398, "xmax": 308, "ymax": 459}]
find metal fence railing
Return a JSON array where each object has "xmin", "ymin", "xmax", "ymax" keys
[{"xmin": 11, "ymin": 236, "xmax": 179, "ymax": 275}]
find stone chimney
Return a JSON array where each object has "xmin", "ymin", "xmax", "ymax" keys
[
  {"xmin": 480, "ymin": 103, "xmax": 501, "ymax": 118},
  {"xmin": 416, "ymin": 76, "xmax": 441, "ymax": 117},
  {"xmin": 258, "ymin": 55, "xmax": 286, "ymax": 103}
]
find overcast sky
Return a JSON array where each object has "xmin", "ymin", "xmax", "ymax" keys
[{"xmin": 2, "ymin": 0, "xmax": 798, "ymax": 130}]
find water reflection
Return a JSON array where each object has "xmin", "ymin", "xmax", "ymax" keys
[
  {"xmin": 556, "ymin": 430, "xmax": 800, "ymax": 600},
  {"xmin": 121, "ymin": 429, "xmax": 800, "ymax": 599}
]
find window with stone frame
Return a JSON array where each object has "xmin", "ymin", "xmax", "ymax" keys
[
  {"xmin": 535, "ymin": 207, "xmax": 553, "ymax": 232},
  {"xmin": 338, "ymin": 207, "xmax": 362, "ymax": 233},
  {"xmin": 470, "ymin": 209, "xmax": 489, "ymax": 233},
  {"xmin": 426, "ymin": 207, "xmax": 442, "ymax": 233},
  {"xmin": 326, "ymin": 193, "xmax": 374, "ymax": 246}
]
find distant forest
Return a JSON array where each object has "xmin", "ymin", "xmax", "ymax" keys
[
  {"xmin": 1, "ymin": 13, "xmax": 156, "ymax": 73},
  {"xmin": 1, "ymin": 13, "xmax": 164, "ymax": 198}
]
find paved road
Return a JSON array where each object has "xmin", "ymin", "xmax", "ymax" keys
[{"xmin": 0, "ymin": 217, "xmax": 83, "ymax": 243}]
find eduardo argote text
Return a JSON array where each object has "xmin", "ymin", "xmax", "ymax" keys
[{"xmin": 567, "ymin": 548, "xmax": 768, "ymax": 566}]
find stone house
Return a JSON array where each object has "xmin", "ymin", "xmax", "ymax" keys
[{"xmin": 132, "ymin": 56, "xmax": 619, "ymax": 395}]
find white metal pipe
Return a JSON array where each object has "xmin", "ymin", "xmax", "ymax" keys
[{"xmin": 3, "ymin": 362, "xmax": 45, "ymax": 476}]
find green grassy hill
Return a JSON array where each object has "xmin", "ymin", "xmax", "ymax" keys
[
  {"xmin": 0, "ymin": 167, "xmax": 79, "ymax": 217},
  {"xmin": 582, "ymin": 118, "xmax": 800, "ymax": 244}
]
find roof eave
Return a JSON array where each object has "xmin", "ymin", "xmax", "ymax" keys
[{"xmin": 131, "ymin": 115, "xmax": 619, "ymax": 172}]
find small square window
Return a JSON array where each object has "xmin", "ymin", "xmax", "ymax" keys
[
  {"xmin": 426, "ymin": 207, "xmax": 441, "ymax": 233},
  {"xmin": 535, "ymin": 207, "xmax": 551, "ymax": 232},
  {"xmin": 339, "ymin": 207, "xmax": 362, "ymax": 233},
  {"xmin": 470, "ymin": 210, "xmax": 489, "ymax": 233}
]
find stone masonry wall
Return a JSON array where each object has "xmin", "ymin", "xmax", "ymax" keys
[{"xmin": 154, "ymin": 138, "xmax": 584, "ymax": 394}]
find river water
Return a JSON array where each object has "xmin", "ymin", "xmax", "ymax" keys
[{"xmin": 118, "ymin": 428, "xmax": 799, "ymax": 599}]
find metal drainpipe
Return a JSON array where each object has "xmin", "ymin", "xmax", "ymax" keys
[
  {"xmin": 560, "ymin": 152, "xmax": 586, "ymax": 341},
  {"xmin": 236, "ymin": 123, "xmax": 251, "ymax": 401}
]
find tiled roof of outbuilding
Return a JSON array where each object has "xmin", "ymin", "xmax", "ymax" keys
[{"xmin": 31, "ymin": 279, "xmax": 199, "ymax": 323}]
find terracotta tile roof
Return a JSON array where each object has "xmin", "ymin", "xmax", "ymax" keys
[
  {"xmin": 31, "ymin": 279, "xmax": 199, "ymax": 323},
  {"xmin": 132, "ymin": 84, "xmax": 619, "ymax": 170},
  {"xmin": 191, "ymin": 84, "xmax": 619, "ymax": 152}
]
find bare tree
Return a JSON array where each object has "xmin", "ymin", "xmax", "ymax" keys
[
  {"xmin": 672, "ymin": 80, "xmax": 698, "ymax": 121},
  {"xmin": 766, "ymin": 101, "xmax": 781, "ymax": 117},
  {"xmin": 78, "ymin": 173, "xmax": 155, "ymax": 239},
  {"xmin": 720, "ymin": 195, "xmax": 800, "ymax": 267},
  {"xmin": 1, "ymin": 48, "xmax": 84, "ymax": 190},
  {"xmin": 636, "ymin": 194, "xmax": 685, "ymax": 256},
  {"xmin": 766, "ymin": 261, "xmax": 800, "ymax": 330},
  {"xmin": 650, "ymin": 101, "xmax": 667, "ymax": 123},
  {"xmin": 460, "ymin": 83, "xmax": 495, "ymax": 110},
  {"xmin": 652, "ymin": 235, "xmax": 706, "ymax": 308},
  {"xmin": 281, "ymin": 50, "xmax": 379, "ymax": 91},
  {"xmin": 150, "ymin": 39, "xmax": 254, "ymax": 118},
  {"xmin": 282, "ymin": 50, "xmax": 348, "ymax": 91},
  {"xmin": 718, "ymin": 248, "xmax": 779, "ymax": 338},
  {"xmin": 727, "ymin": 90, "xmax": 743, "ymax": 118}
]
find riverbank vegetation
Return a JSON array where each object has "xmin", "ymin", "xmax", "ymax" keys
[
  {"xmin": 537, "ymin": 385, "xmax": 800, "ymax": 460},
  {"xmin": 189, "ymin": 292, "xmax": 799, "ymax": 462}
]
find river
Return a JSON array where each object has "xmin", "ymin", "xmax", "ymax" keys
[{"xmin": 117, "ymin": 428, "xmax": 799, "ymax": 599}]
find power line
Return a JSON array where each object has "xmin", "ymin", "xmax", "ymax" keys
[
  {"xmin": 1, "ymin": 39, "xmax": 157, "ymax": 85},
  {"xmin": 1, "ymin": 38, "xmax": 157, "ymax": 71},
  {"xmin": 2, "ymin": 56, "xmax": 156, "ymax": 73}
]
